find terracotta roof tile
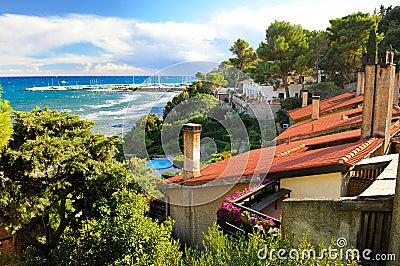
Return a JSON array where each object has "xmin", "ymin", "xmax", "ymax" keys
[
  {"xmin": 279, "ymin": 106, "xmax": 400, "ymax": 142},
  {"xmin": 166, "ymin": 120, "xmax": 400, "ymax": 185},
  {"xmin": 277, "ymin": 108, "xmax": 363, "ymax": 141},
  {"xmin": 288, "ymin": 92, "xmax": 360, "ymax": 121}
]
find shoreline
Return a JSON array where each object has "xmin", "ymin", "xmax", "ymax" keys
[{"xmin": 25, "ymin": 83, "xmax": 189, "ymax": 92}]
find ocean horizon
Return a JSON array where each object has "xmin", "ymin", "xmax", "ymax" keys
[{"xmin": 0, "ymin": 76, "xmax": 193, "ymax": 136}]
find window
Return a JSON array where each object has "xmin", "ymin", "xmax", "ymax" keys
[{"xmin": 278, "ymin": 93, "xmax": 284, "ymax": 99}]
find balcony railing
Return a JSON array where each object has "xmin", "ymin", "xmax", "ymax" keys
[{"xmin": 217, "ymin": 179, "xmax": 290, "ymax": 237}]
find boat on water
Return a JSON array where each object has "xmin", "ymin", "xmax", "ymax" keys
[
  {"xmin": 24, "ymin": 84, "xmax": 108, "ymax": 91},
  {"xmin": 24, "ymin": 82, "xmax": 188, "ymax": 92}
]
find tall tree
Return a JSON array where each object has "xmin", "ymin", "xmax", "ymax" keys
[
  {"xmin": 323, "ymin": 12, "xmax": 381, "ymax": 86},
  {"xmin": 21, "ymin": 160, "xmax": 182, "ymax": 265},
  {"xmin": 307, "ymin": 30, "xmax": 330, "ymax": 82},
  {"xmin": 228, "ymin": 38, "xmax": 257, "ymax": 71},
  {"xmin": 0, "ymin": 108, "xmax": 138, "ymax": 255},
  {"xmin": 367, "ymin": 28, "xmax": 377, "ymax": 54},
  {"xmin": 378, "ymin": 5, "xmax": 400, "ymax": 65},
  {"xmin": 257, "ymin": 21, "xmax": 309, "ymax": 98}
]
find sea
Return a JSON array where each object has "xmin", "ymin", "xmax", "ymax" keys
[{"xmin": 0, "ymin": 76, "xmax": 192, "ymax": 136}]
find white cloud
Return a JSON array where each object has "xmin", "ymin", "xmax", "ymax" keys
[
  {"xmin": 0, "ymin": 0, "xmax": 398, "ymax": 76},
  {"xmin": 92, "ymin": 63, "xmax": 149, "ymax": 75}
]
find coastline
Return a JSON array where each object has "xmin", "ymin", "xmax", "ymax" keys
[{"xmin": 25, "ymin": 83, "xmax": 188, "ymax": 92}]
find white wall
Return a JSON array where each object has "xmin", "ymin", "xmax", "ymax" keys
[
  {"xmin": 281, "ymin": 172, "xmax": 344, "ymax": 198},
  {"xmin": 242, "ymin": 82, "xmax": 303, "ymax": 102}
]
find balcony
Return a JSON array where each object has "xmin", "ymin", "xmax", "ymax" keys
[{"xmin": 217, "ymin": 179, "xmax": 290, "ymax": 237}]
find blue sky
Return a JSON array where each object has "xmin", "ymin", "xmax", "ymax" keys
[{"xmin": 0, "ymin": 0, "xmax": 397, "ymax": 76}]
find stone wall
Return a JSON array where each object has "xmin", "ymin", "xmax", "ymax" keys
[
  {"xmin": 166, "ymin": 182, "xmax": 249, "ymax": 248},
  {"xmin": 281, "ymin": 198, "xmax": 362, "ymax": 247}
]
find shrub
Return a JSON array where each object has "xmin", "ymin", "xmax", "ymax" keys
[{"xmin": 173, "ymin": 154, "xmax": 184, "ymax": 168}]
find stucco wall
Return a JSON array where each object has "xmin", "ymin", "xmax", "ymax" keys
[
  {"xmin": 281, "ymin": 198, "xmax": 361, "ymax": 247},
  {"xmin": 166, "ymin": 182, "xmax": 249, "ymax": 247},
  {"xmin": 280, "ymin": 172, "xmax": 343, "ymax": 198}
]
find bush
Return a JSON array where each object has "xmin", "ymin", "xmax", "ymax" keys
[
  {"xmin": 173, "ymin": 154, "xmax": 184, "ymax": 168},
  {"xmin": 276, "ymin": 109, "xmax": 289, "ymax": 125},
  {"xmin": 308, "ymin": 81, "xmax": 341, "ymax": 99},
  {"xmin": 281, "ymin": 97, "xmax": 303, "ymax": 111},
  {"xmin": 162, "ymin": 172, "xmax": 177, "ymax": 178},
  {"xmin": 184, "ymin": 224, "xmax": 360, "ymax": 266}
]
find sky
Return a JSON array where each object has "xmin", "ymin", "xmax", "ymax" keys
[{"xmin": 0, "ymin": 0, "xmax": 397, "ymax": 76}]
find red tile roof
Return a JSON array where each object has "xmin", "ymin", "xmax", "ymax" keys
[
  {"xmin": 277, "ymin": 107, "xmax": 363, "ymax": 141},
  {"xmin": 288, "ymin": 92, "xmax": 362, "ymax": 121},
  {"xmin": 166, "ymin": 120, "xmax": 400, "ymax": 185}
]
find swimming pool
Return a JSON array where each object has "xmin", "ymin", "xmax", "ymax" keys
[{"xmin": 146, "ymin": 159, "xmax": 173, "ymax": 170}]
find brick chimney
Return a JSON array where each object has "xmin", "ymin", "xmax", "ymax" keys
[
  {"xmin": 394, "ymin": 69, "xmax": 399, "ymax": 106},
  {"xmin": 311, "ymin": 95, "xmax": 320, "ymax": 120},
  {"xmin": 302, "ymin": 90, "xmax": 308, "ymax": 107},
  {"xmin": 182, "ymin": 123, "xmax": 202, "ymax": 180},
  {"xmin": 356, "ymin": 70, "xmax": 365, "ymax": 97},
  {"xmin": 361, "ymin": 52, "xmax": 396, "ymax": 154}
]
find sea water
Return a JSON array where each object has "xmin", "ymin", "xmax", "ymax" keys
[{"xmin": 0, "ymin": 76, "xmax": 187, "ymax": 136}]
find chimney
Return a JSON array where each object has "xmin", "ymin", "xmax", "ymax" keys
[
  {"xmin": 311, "ymin": 95, "xmax": 320, "ymax": 120},
  {"xmin": 361, "ymin": 52, "xmax": 396, "ymax": 154},
  {"xmin": 394, "ymin": 70, "xmax": 399, "ymax": 106},
  {"xmin": 182, "ymin": 123, "xmax": 202, "ymax": 180},
  {"xmin": 302, "ymin": 90, "xmax": 308, "ymax": 107},
  {"xmin": 356, "ymin": 69, "xmax": 365, "ymax": 96}
]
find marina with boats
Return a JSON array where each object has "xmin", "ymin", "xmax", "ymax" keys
[
  {"xmin": 24, "ymin": 82, "xmax": 190, "ymax": 92},
  {"xmin": 24, "ymin": 76, "xmax": 194, "ymax": 92}
]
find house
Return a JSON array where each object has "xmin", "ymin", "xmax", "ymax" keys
[
  {"xmin": 288, "ymin": 91, "xmax": 364, "ymax": 124},
  {"xmin": 158, "ymin": 52, "xmax": 400, "ymax": 251},
  {"xmin": 241, "ymin": 81, "xmax": 304, "ymax": 103}
]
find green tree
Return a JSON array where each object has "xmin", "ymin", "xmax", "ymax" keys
[
  {"xmin": 308, "ymin": 81, "xmax": 341, "ymax": 99},
  {"xmin": 195, "ymin": 71, "xmax": 207, "ymax": 81},
  {"xmin": 378, "ymin": 5, "xmax": 400, "ymax": 65},
  {"xmin": 249, "ymin": 61, "xmax": 272, "ymax": 84},
  {"xmin": 323, "ymin": 12, "xmax": 382, "ymax": 86},
  {"xmin": 0, "ymin": 108, "xmax": 138, "ymax": 256},
  {"xmin": 257, "ymin": 21, "xmax": 310, "ymax": 98},
  {"xmin": 307, "ymin": 30, "xmax": 330, "ymax": 81},
  {"xmin": 195, "ymin": 71, "xmax": 230, "ymax": 88},
  {"xmin": 280, "ymin": 97, "xmax": 303, "ymax": 111},
  {"xmin": 205, "ymin": 73, "xmax": 228, "ymax": 87},
  {"xmin": 21, "ymin": 159, "xmax": 182, "ymax": 265},
  {"xmin": 211, "ymin": 62, "xmax": 249, "ymax": 88},
  {"xmin": 229, "ymin": 38, "xmax": 257, "ymax": 71},
  {"xmin": 0, "ymin": 85, "xmax": 13, "ymax": 150},
  {"xmin": 367, "ymin": 28, "xmax": 377, "ymax": 54},
  {"xmin": 123, "ymin": 114, "xmax": 164, "ymax": 157}
]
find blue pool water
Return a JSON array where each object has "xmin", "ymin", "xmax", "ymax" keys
[{"xmin": 146, "ymin": 159, "xmax": 173, "ymax": 170}]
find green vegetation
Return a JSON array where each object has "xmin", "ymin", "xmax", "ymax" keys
[
  {"xmin": 2, "ymin": 5, "xmax": 400, "ymax": 264},
  {"xmin": 275, "ymin": 97, "xmax": 305, "ymax": 125},
  {"xmin": 322, "ymin": 12, "xmax": 381, "ymax": 87},
  {"xmin": 173, "ymin": 154, "xmax": 184, "ymax": 168},
  {"xmin": 20, "ymin": 161, "xmax": 181, "ymax": 265},
  {"xmin": 183, "ymin": 224, "xmax": 359, "ymax": 265},
  {"xmin": 124, "ymin": 79, "xmax": 264, "ymax": 161},
  {"xmin": 307, "ymin": 81, "xmax": 341, "ymax": 99},
  {"xmin": 257, "ymin": 21, "xmax": 309, "ymax": 97},
  {"xmin": 0, "ymin": 85, "xmax": 12, "ymax": 150},
  {"xmin": 228, "ymin": 38, "xmax": 257, "ymax": 71},
  {"xmin": 378, "ymin": 6, "xmax": 400, "ymax": 65},
  {"xmin": 0, "ymin": 108, "xmax": 139, "ymax": 256},
  {"xmin": 240, "ymin": 9, "xmax": 398, "ymax": 90}
]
